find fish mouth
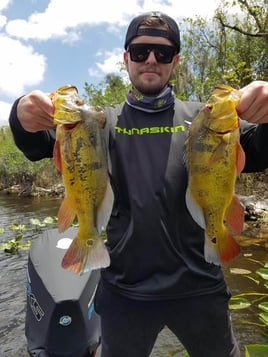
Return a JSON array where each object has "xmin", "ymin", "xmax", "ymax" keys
[{"xmin": 62, "ymin": 122, "xmax": 80, "ymax": 130}]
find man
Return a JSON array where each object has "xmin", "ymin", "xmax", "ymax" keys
[{"xmin": 9, "ymin": 11, "xmax": 268, "ymax": 357}]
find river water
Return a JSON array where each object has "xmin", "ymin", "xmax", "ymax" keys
[{"xmin": 0, "ymin": 192, "xmax": 267, "ymax": 357}]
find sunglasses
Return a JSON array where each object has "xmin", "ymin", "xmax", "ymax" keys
[{"xmin": 127, "ymin": 43, "xmax": 177, "ymax": 64}]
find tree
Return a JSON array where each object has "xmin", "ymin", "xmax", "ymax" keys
[
  {"xmin": 215, "ymin": 0, "xmax": 268, "ymax": 81},
  {"xmin": 84, "ymin": 74, "xmax": 130, "ymax": 107},
  {"xmin": 173, "ymin": 4, "xmax": 267, "ymax": 101}
]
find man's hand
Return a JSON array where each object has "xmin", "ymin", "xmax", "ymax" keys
[
  {"xmin": 237, "ymin": 81, "xmax": 268, "ymax": 124},
  {"xmin": 17, "ymin": 90, "xmax": 55, "ymax": 132}
]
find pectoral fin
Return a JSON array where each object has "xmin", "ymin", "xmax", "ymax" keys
[
  {"xmin": 53, "ymin": 140, "xmax": 62, "ymax": 172},
  {"xmin": 236, "ymin": 143, "xmax": 246, "ymax": 175}
]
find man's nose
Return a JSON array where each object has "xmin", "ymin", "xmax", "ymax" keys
[{"xmin": 145, "ymin": 50, "xmax": 157, "ymax": 64}]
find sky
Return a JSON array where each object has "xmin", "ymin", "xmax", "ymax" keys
[{"xmin": 0, "ymin": 0, "xmax": 222, "ymax": 124}]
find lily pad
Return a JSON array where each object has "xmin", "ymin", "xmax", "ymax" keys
[
  {"xmin": 256, "ymin": 268, "xmax": 268, "ymax": 280},
  {"xmin": 230, "ymin": 268, "xmax": 251, "ymax": 275},
  {"xmin": 30, "ymin": 218, "xmax": 46, "ymax": 227},
  {"xmin": 258, "ymin": 302, "xmax": 268, "ymax": 313},
  {"xmin": 43, "ymin": 216, "xmax": 56, "ymax": 224},
  {"xmin": 245, "ymin": 344, "xmax": 268, "ymax": 357},
  {"xmin": 229, "ymin": 297, "xmax": 251, "ymax": 310},
  {"xmin": 258, "ymin": 312, "xmax": 268, "ymax": 326}
]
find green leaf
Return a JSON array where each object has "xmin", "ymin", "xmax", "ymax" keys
[
  {"xmin": 30, "ymin": 218, "xmax": 44, "ymax": 226},
  {"xmin": 245, "ymin": 344, "xmax": 268, "ymax": 357},
  {"xmin": 259, "ymin": 313, "xmax": 268, "ymax": 326},
  {"xmin": 0, "ymin": 227, "xmax": 4, "ymax": 234},
  {"xmin": 43, "ymin": 216, "xmax": 56, "ymax": 224},
  {"xmin": 9, "ymin": 224, "xmax": 27, "ymax": 231},
  {"xmin": 256, "ymin": 268, "xmax": 268, "ymax": 280},
  {"xmin": 229, "ymin": 297, "xmax": 251, "ymax": 310},
  {"xmin": 230, "ymin": 268, "xmax": 251, "ymax": 275},
  {"xmin": 258, "ymin": 302, "xmax": 268, "ymax": 313}
]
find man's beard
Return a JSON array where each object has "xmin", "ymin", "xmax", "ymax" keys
[{"xmin": 130, "ymin": 73, "xmax": 169, "ymax": 96}]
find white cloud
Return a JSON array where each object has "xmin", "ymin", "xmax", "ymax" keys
[
  {"xmin": 0, "ymin": 0, "xmax": 10, "ymax": 11},
  {"xmin": 5, "ymin": 0, "xmax": 132, "ymax": 41},
  {"xmin": 95, "ymin": 49, "xmax": 124, "ymax": 75},
  {"xmin": 0, "ymin": 35, "xmax": 46, "ymax": 98},
  {"xmin": 5, "ymin": 0, "xmax": 221, "ymax": 42},
  {"xmin": 0, "ymin": 0, "xmax": 223, "ymax": 103}
]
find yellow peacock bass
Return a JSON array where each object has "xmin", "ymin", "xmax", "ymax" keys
[
  {"xmin": 50, "ymin": 85, "xmax": 112, "ymax": 275},
  {"xmin": 185, "ymin": 85, "xmax": 246, "ymax": 265}
]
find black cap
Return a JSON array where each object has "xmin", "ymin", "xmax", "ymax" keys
[{"xmin": 124, "ymin": 11, "xmax": 180, "ymax": 53}]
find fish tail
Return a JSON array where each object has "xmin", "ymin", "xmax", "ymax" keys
[
  {"xmin": 204, "ymin": 229, "xmax": 240, "ymax": 265},
  {"xmin": 61, "ymin": 234, "xmax": 110, "ymax": 275},
  {"xmin": 218, "ymin": 229, "xmax": 240, "ymax": 264}
]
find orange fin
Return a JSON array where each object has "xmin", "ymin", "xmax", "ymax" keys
[
  {"xmin": 218, "ymin": 229, "xmax": 240, "ymax": 264},
  {"xmin": 204, "ymin": 228, "xmax": 240, "ymax": 265},
  {"xmin": 57, "ymin": 197, "xmax": 76, "ymax": 232},
  {"xmin": 61, "ymin": 234, "xmax": 110, "ymax": 275},
  {"xmin": 53, "ymin": 140, "xmax": 62, "ymax": 172},
  {"xmin": 236, "ymin": 143, "xmax": 246, "ymax": 175},
  {"xmin": 224, "ymin": 195, "xmax": 245, "ymax": 235}
]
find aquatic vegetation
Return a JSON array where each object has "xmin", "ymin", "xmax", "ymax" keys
[
  {"xmin": 245, "ymin": 344, "xmax": 268, "ymax": 356},
  {"xmin": 0, "ymin": 215, "xmax": 58, "ymax": 254},
  {"xmin": 229, "ymin": 257, "xmax": 268, "ymax": 332}
]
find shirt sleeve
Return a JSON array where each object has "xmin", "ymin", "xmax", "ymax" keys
[
  {"xmin": 8, "ymin": 97, "xmax": 56, "ymax": 161},
  {"xmin": 240, "ymin": 120, "xmax": 268, "ymax": 173}
]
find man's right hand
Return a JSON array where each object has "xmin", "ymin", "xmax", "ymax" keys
[{"xmin": 17, "ymin": 90, "xmax": 55, "ymax": 132}]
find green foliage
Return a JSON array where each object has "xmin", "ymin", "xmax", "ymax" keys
[
  {"xmin": 0, "ymin": 126, "xmax": 59, "ymax": 190},
  {"xmin": 84, "ymin": 74, "xmax": 130, "ymax": 107},
  {"xmin": 228, "ymin": 261, "xmax": 268, "ymax": 329},
  {"xmin": 174, "ymin": 5, "xmax": 267, "ymax": 101},
  {"xmin": 0, "ymin": 215, "xmax": 58, "ymax": 254},
  {"xmin": 245, "ymin": 344, "xmax": 268, "ymax": 357}
]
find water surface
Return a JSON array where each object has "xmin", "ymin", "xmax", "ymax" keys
[{"xmin": 0, "ymin": 192, "xmax": 267, "ymax": 356}]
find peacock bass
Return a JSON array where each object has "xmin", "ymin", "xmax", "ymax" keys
[
  {"xmin": 185, "ymin": 85, "xmax": 246, "ymax": 265},
  {"xmin": 50, "ymin": 85, "xmax": 112, "ymax": 275}
]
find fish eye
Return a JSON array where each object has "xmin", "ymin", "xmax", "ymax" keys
[{"xmin": 205, "ymin": 105, "xmax": 213, "ymax": 112}]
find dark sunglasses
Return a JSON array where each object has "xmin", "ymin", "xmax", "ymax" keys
[{"xmin": 127, "ymin": 43, "xmax": 177, "ymax": 64}]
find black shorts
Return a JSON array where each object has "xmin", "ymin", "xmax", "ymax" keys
[{"xmin": 94, "ymin": 279, "xmax": 239, "ymax": 357}]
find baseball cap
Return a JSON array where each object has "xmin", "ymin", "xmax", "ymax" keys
[{"xmin": 124, "ymin": 11, "xmax": 180, "ymax": 53}]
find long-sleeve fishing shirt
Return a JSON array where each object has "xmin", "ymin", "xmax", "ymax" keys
[{"xmin": 9, "ymin": 98, "xmax": 268, "ymax": 301}]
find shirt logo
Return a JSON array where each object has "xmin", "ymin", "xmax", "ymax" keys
[{"xmin": 115, "ymin": 125, "xmax": 186, "ymax": 135}]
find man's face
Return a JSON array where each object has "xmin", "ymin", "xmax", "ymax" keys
[{"xmin": 124, "ymin": 33, "xmax": 179, "ymax": 96}]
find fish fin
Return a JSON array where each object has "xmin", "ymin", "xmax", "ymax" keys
[
  {"xmin": 186, "ymin": 187, "xmax": 206, "ymax": 229},
  {"xmin": 204, "ymin": 229, "xmax": 240, "ymax": 265},
  {"xmin": 61, "ymin": 234, "xmax": 110, "ymax": 275},
  {"xmin": 225, "ymin": 195, "xmax": 245, "ymax": 235},
  {"xmin": 57, "ymin": 197, "xmax": 76, "ymax": 232},
  {"xmin": 53, "ymin": 140, "xmax": 62, "ymax": 172},
  {"xmin": 218, "ymin": 229, "xmax": 240, "ymax": 264},
  {"xmin": 236, "ymin": 143, "xmax": 246, "ymax": 175},
  {"xmin": 96, "ymin": 181, "xmax": 114, "ymax": 234},
  {"xmin": 204, "ymin": 234, "xmax": 220, "ymax": 265}
]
